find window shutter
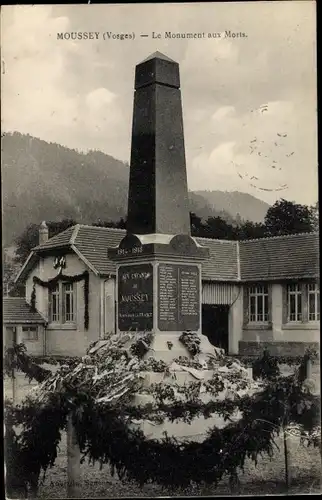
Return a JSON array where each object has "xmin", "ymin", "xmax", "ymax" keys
[
  {"xmin": 73, "ymin": 283, "xmax": 76, "ymax": 323},
  {"xmin": 282, "ymin": 284, "xmax": 288, "ymax": 324},
  {"xmin": 114, "ymin": 299, "xmax": 117, "ymax": 334},
  {"xmin": 268, "ymin": 284, "xmax": 273, "ymax": 323},
  {"xmin": 62, "ymin": 284, "xmax": 65, "ymax": 323},
  {"xmin": 48, "ymin": 290, "xmax": 52, "ymax": 322},
  {"xmin": 243, "ymin": 286, "xmax": 249, "ymax": 326},
  {"xmin": 302, "ymin": 283, "xmax": 308, "ymax": 323}
]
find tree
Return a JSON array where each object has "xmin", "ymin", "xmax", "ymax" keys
[
  {"xmin": 3, "ymin": 258, "xmax": 25, "ymax": 297},
  {"xmin": 236, "ymin": 221, "xmax": 267, "ymax": 240},
  {"xmin": 204, "ymin": 216, "xmax": 238, "ymax": 240},
  {"xmin": 264, "ymin": 199, "xmax": 316, "ymax": 237},
  {"xmin": 14, "ymin": 219, "xmax": 77, "ymax": 265},
  {"xmin": 310, "ymin": 201, "xmax": 319, "ymax": 232},
  {"xmin": 92, "ymin": 217, "xmax": 127, "ymax": 229},
  {"xmin": 190, "ymin": 212, "xmax": 206, "ymax": 237}
]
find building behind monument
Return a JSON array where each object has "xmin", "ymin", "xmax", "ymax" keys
[{"xmin": 4, "ymin": 52, "xmax": 319, "ymax": 358}]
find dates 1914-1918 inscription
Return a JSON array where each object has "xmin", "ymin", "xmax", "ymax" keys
[{"xmin": 158, "ymin": 264, "xmax": 200, "ymax": 331}]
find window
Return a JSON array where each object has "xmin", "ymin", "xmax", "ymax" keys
[
  {"xmin": 248, "ymin": 284, "xmax": 269, "ymax": 323},
  {"xmin": 308, "ymin": 283, "xmax": 320, "ymax": 321},
  {"xmin": 49, "ymin": 282, "xmax": 75, "ymax": 324},
  {"xmin": 51, "ymin": 284, "xmax": 60, "ymax": 322},
  {"xmin": 22, "ymin": 326, "xmax": 38, "ymax": 341},
  {"xmin": 63, "ymin": 283, "xmax": 74, "ymax": 322},
  {"xmin": 284, "ymin": 282, "xmax": 320, "ymax": 324},
  {"xmin": 287, "ymin": 284, "xmax": 302, "ymax": 322}
]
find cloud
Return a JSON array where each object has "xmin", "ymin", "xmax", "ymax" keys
[
  {"xmin": 187, "ymin": 100, "xmax": 313, "ymax": 203},
  {"xmin": 212, "ymin": 106, "xmax": 235, "ymax": 122},
  {"xmin": 1, "ymin": 6, "xmax": 124, "ymax": 158},
  {"xmin": 86, "ymin": 88, "xmax": 116, "ymax": 108},
  {"xmin": 2, "ymin": 7, "xmax": 75, "ymax": 133},
  {"xmin": 1, "ymin": 3, "xmax": 317, "ymax": 206}
]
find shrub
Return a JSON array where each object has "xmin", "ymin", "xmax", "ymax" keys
[{"xmin": 253, "ymin": 348, "xmax": 280, "ymax": 381}]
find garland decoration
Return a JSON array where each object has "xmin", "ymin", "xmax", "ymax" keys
[
  {"xmin": 4, "ymin": 337, "xmax": 321, "ymax": 496},
  {"xmin": 32, "ymin": 270, "xmax": 89, "ymax": 329},
  {"xmin": 4, "ymin": 343, "xmax": 51, "ymax": 383},
  {"xmin": 30, "ymin": 283, "xmax": 36, "ymax": 312}
]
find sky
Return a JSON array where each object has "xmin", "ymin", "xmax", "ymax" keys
[{"xmin": 1, "ymin": 2, "xmax": 318, "ymax": 206}]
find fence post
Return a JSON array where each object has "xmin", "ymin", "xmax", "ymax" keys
[
  {"xmin": 306, "ymin": 358, "xmax": 313, "ymax": 380},
  {"xmin": 67, "ymin": 414, "xmax": 81, "ymax": 498},
  {"xmin": 283, "ymin": 425, "xmax": 291, "ymax": 492},
  {"xmin": 12, "ymin": 368, "xmax": 16, "ymax": 405},
  {"xmin": 12, "ymin": 329, "xmax": 17, "ymax": 405}
]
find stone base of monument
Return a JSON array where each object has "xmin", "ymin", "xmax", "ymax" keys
[
  {"xmin": 123, "ymin": 333, "xmax": 253, "ymax": 442},
  {"xmin": 123, "ymin": 330, "xmax": 229, "ymax": 364},
  {"xmin": 132, "ymin": 385, "xmax": 246, "ymax": 441}
]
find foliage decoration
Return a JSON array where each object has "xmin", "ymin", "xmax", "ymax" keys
[
  {"xmin": 30, "ymin": 283, "xmax": 36, "ymax": 312},
  {"xmin": 233, "ymin": 349, "xmax": 320, "ymax": 368},
  {"xmin": 32, "ymin": 270, "xmax": 89, "ymax": 329},
  {"xmin": 253, "ymin": 348, "xmax": 280, "ymax": 381},
  {"xmin": 4, "ymin": 335, "xmax": 321, "ymax": 497},
  {"xmin": 29, "ymin": 354, "xmax": 83, "ymax": 367},
  {"xmin": 129, "ymin": 332, "xmax": 154, "ymax": 359},
  {"xmin": 173, "ymin": 355, "xmax": 205, "ymax": 369},
  {"xmin": 5, "ymin": 394, "xmax": 69, "ymax": 497},
  {"xmin": 304, "ymin": 345, "xmax": 319, "ymax": 362},
  {"xmin": 179, "ymin": 330, "xmax": 201, "ymax": 356},
  {"xmin": 4, "ymin": 343, "xmax": 51, "ymax": 383},
  {"xmin": 138, "ymin": 357, "xmax": 168, "ymax": 373}
]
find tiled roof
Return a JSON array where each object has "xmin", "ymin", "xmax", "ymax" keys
[
  {"xmin": 29, "ymin": 225, "xmax": 319, "ymax": 283},
  {"xmin": 195, "ymin": 237, "xmax": 238, "ymax": 281},
  {"xmin": 239, "ymin": 232, "xmax": 319, "ymax": 281},
  {"xmin": 72, "ymin": 227, "xmax": 239, "ymax": 280},
  {"xmin": 33, "ymin": 226, "xmax": 75, "ymax": 250},
  {"xmin": 73, "ymin": 226, "xmax": 125, "ymax": 275},
  {"xmin": 3, "ymin": 298, "xmax": 46, "ymax": 324}
]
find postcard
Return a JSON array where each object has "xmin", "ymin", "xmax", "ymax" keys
[{"xmin": 2, "ymin": 2, "xmax": 320, "ymax": 498}]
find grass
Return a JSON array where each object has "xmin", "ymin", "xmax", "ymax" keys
[
  {"xmin": 36, "ymin": 431, "xmax": 321, "ymax": 498},
  {"xmin": 4, "ymin": 366, "xmax": 321, "ymax": 497}
]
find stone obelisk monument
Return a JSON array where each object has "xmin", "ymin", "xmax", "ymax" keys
[
  {"xmin": 127, "ymin": 51, "xmax": 190, "ymax": 236},
  {"xmin": 107, "ymin": 53, "xmax": 247, "ymax": 441},
  {"xmin": 109, "ymin": 52, "xmax": 210, "ymax": 361}
]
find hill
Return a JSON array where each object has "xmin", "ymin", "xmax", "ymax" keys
[
  {"xmin": 2, "ymin": 132, "xmax": 270, "ymax": 246},
  {"xmin": 194, "ymin": 190, "xmax": 269, "ymax": 224}
]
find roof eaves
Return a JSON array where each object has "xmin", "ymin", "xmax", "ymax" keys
[
  {"xmin": 14, "ymin": 252, "xmax": 36, "ymax": 283},
  {"xmin": 34, "ymin": 239, "xmax": 73, "ymax": 251},
  {"xmin": 33, "ymin": 306, "xmax": 47, "ymax": 323},
  {"xmin": 4, "ymin": 318, "xmax": 46, "ymax": 324},
  {"xmin": 71, "ymin": 244, "xmax": 99, "ymax": 275},
  {"xmin": 33, "ymin": 225, "xmax": 77, "ymax": 251},
  {"xmin": 77, "ymin": 224, "xmax": 126, "ymax": 233},
  {"xmin": 238, "ymin": 231, "xmax": 319, "ymax": 244},
  {"xmin": 240, "ymin": 274, "xmax": 319, "ymax": 283}
]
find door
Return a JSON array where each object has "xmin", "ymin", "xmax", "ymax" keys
[
  {"xmin": 4, "ymin": 326, "xmax": 16, "ymax": 348},
  {"xmin": 202, "ymin": 304, "xmax": 229, "ymax": 352}
]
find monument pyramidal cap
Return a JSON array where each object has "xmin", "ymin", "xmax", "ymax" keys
[
  {"xmin": 139, "ymin": 51, "xmax": 176, "ymax": 63},
  {"xmin": 127, "ymin": 50, "xmax": 191, "ymax": 236}
]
